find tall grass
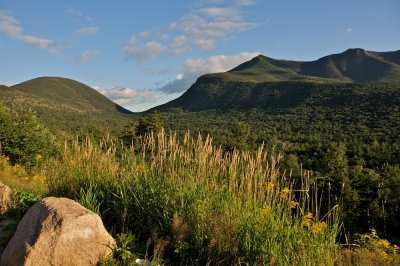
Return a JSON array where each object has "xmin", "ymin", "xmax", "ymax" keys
[{"xmin": 43, "ymin": 130, "xmax": 340, "ymax": 265}]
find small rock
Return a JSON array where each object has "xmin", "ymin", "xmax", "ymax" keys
[
  {"xmin": 0, "ymin": 197, "xmax": 115, "ymax": 266},
  {"xmin": 135, "ymin": 258, "xmax": 151, "ymax": 266},
  {"xmin": 0, "ymin": 183, "xmax": 12, "ymax": 215}
]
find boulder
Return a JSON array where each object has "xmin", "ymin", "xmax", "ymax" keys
[
  {"xmin": 0, "ymin": 183, "xmax": 12, "ymax": 214},
  {"xmin": 1, "ymin": 197, "xmax": 115, "ymax": 266}
]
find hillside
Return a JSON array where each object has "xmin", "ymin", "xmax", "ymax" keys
[
  {"xmin": 0, "ymin": 77, "xmax": 135, "ymax": 135},
  {"xmin": 153, "ymin": 48, "xmax": 400, "ymax": 112}
]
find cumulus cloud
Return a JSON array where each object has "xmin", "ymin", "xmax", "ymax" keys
[
  {"xmin": 158, "ymin": 51, "xmax": 259, "ymax": 94},
  {"xmin": 0, "ymin": 11, "xmax": 59, "ymax": 53},
  {"xmin": 96, "ymin": 86, "xmax": 160, "ymax": 106},
  {"xmin": 76, "ymin": 50, "xmax": 98, "ymax": 63},
  {"xmin": 123, "ymin": 2, "xmax": 257, "ymax": 60},
  {"xmin": 123, "ymin": 34, "xmax": 166, "ymax": 62},
  {"xmin": 171, "ymin": 35, "xmax": 188, "ymax": 55},
  {"xmin": 76, "ymin": 26, "xmax": 98, "ymax": 37},
  {"xmin": 169, "ymin": 11, "xmax": 255, "ymax": 50},
  {"xmin": 198, "ymin": 7, "xmax": 240, "ymax": 19}
]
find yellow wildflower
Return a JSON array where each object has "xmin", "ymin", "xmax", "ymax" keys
[
  {"xmin": 32, "ymin": 174, "xmax": 46, "ymax": 186},
  {"xmin": 378, "ymin": 250, "xmax": 388, "ymax": 258},
  {"xmin": 194, "ymin": 199, "xmax": 208, "ymax": 218},
  {"xmin": 266, "ymin": 182, "xmax": 274, "ymax": 192},
  {"xmin": 301, "ymin": 219, "xmax": 312, "ymax": 228},
  {"xmin": 361, "ymin": 233, "xmax": 370, "ymax": 240},
  {"xmin": 305, "ymin": 212, "xmax": 313, "ymax": 219},
  {"xmin": 290, "ymin": 200, "xmax": 299, "ymax": 209},
  {"xmin": 282, "ymin": 187, "xmax": 290, "ymax": 194},
  {"xmin": 12, "ymin": 164, "xmax": 26, "ymax": 177},
  {"xmin": 378, "ymin": 239, "xmax": 390, "ymax": 249},
  {"xmin": 301, "ymin": 212, "xmax": 313, "ymax": 228},
  {"xmin": 260, "ymin": 206, "xmax": 271, "ymax": 217},
  {"xmin": 35, "ymin": 154, "xmax": 43, "ymax": 162},
  {"xmin": 311, "ymin": 221, "xmax": 327, "ymax": 234}
]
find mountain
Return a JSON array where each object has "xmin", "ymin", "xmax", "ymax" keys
[
  {"xmin": 0, "ymin": 77, "xmax": 135, "ymax": 134},
  {"xmin": 153, "ymin": 48, "xmax": 400, "ymax": 112},
  {"xmin": 299, "ymin": 48, "xmax": 400, "ymax": 82}
]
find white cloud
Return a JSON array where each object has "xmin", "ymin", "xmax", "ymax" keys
[
  {"xmin": 0, "ymin": 11, "xmax": 59, "ymax": 53},
  {"xmin": 158, "ymin": 51, "xmax": 259, "ymax": 94},
  {"xmin": 21, "ymin": 35, "xmax": 53, "ymax": 49},
  {"xmin": 176, "ymin": 73, "xmax": 183, "ymax": 80},
  {"xmin": 168, "ymin": 5, "xmax": 256, "ymax": 50},
  {"xmin": 76, "ymin": 26, "xmax": 98, "ymax": 37},
  {"xmin": 184, "ymin": 52, "xmax": 260, "ymax": 73},
  {"xmin": 346, "ymin": 27, "xmax": 354, "ymax": 34},
  {"xmin": 124, "ymin": 2, "xmax": 257, "ymax": 60},
  {"xmin": 76, "ymin": 50, "xmax": 98, "ymax": 63},
  {"xmin": 171, "ymin": 35, "xmax": 188, "ymax": 55},
  {"xmin": 96, "ymin": 86, "xmax": 160, "ymax": 106},
  {"xmin": 199, "ymin": 7, "xmax": 240, "ymax": 19},
  {"xmin": 123, "ymin": 34, "xmax": 166, "ymax": 62},
  {"xmin": 0, "ymin": 11, "xmax": 21, "ymax": 36}
]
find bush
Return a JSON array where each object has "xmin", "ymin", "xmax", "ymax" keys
[{"xmin": 0, "ymin": 104, "xmax": 60, "ymax": 166}]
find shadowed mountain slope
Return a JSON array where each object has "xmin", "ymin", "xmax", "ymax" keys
[{"xmin": 152, "ymin": 48, "xmax": 400, "ymax": 112}]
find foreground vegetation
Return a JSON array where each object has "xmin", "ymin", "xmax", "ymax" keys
[
  {"xmin": 1, "ymin": 132, "xmax": 399, "ymax": 265},
  {"xmin": 1, "ymin": 99, "xmax": 400, "ymax": 264},
  {"xmin": 0, "ymin": 136, "xmax": 323, "ymax": 264}
]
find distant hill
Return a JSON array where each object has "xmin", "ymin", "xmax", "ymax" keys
[
  {"xmin": 153, "ymin": 48, "xmax": 400, "ymax": 112},
  {"xmin": 0, "ymin": 77, "xmax": 135, "ymax": 135}
]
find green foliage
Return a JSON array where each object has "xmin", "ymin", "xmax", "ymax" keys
[
  {"xmin": 335, "ymin": 229, "xmax": 400, "ymax": 266},
  {"xmin": 135, "ymin": 111, "xmax": 163, "ymax": 136},
  {"xmin": 0, "ymin": 104, "xmax": 60, "ymax": 166},
  {"xmin": 231, "ymin": 121, "xmax": 251, "ymax": 150},
  {"xmin": 281, "ymin": 154, "xmax": 301, "ymax": 177},
  {"xmin": 355, "ymin": 229, "xmax": 399, "ymax": 256},
  {"xmin": 10, "ymin": 188, "xmax": 42, "ymax": 219},
  {"xmin": 76, "ymin": 183, "xmax": 103, "ymax": 215},
  {"xmin": 113, "ymin": 232, "xmax": 137, "ymax": 263},
  {"xmin": 119, "ymin": 122, "xmax": 138, "ymax": 147}
]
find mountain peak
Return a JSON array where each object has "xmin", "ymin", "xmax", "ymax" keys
[{"xmin": 343, "ymin": 48, "xmax": 366, "ymax": 54}]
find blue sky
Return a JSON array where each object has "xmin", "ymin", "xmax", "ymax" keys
[{"xmin": 1, "ymin": 0, "xmax": 399, "ymax": 112}]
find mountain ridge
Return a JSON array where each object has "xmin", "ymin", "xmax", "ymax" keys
[{"xmin": 152, "ymin": 48, "xmax": 400, "ymax": 112}]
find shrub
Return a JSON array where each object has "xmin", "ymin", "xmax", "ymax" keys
[{"xmin": 0, "ymin": 104, "xmax": 60, "ymax": 166}]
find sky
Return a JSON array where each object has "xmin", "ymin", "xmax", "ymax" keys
[{"xmin": 0, "ymin": 0, "xmax": 399, "ymax": 112}]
